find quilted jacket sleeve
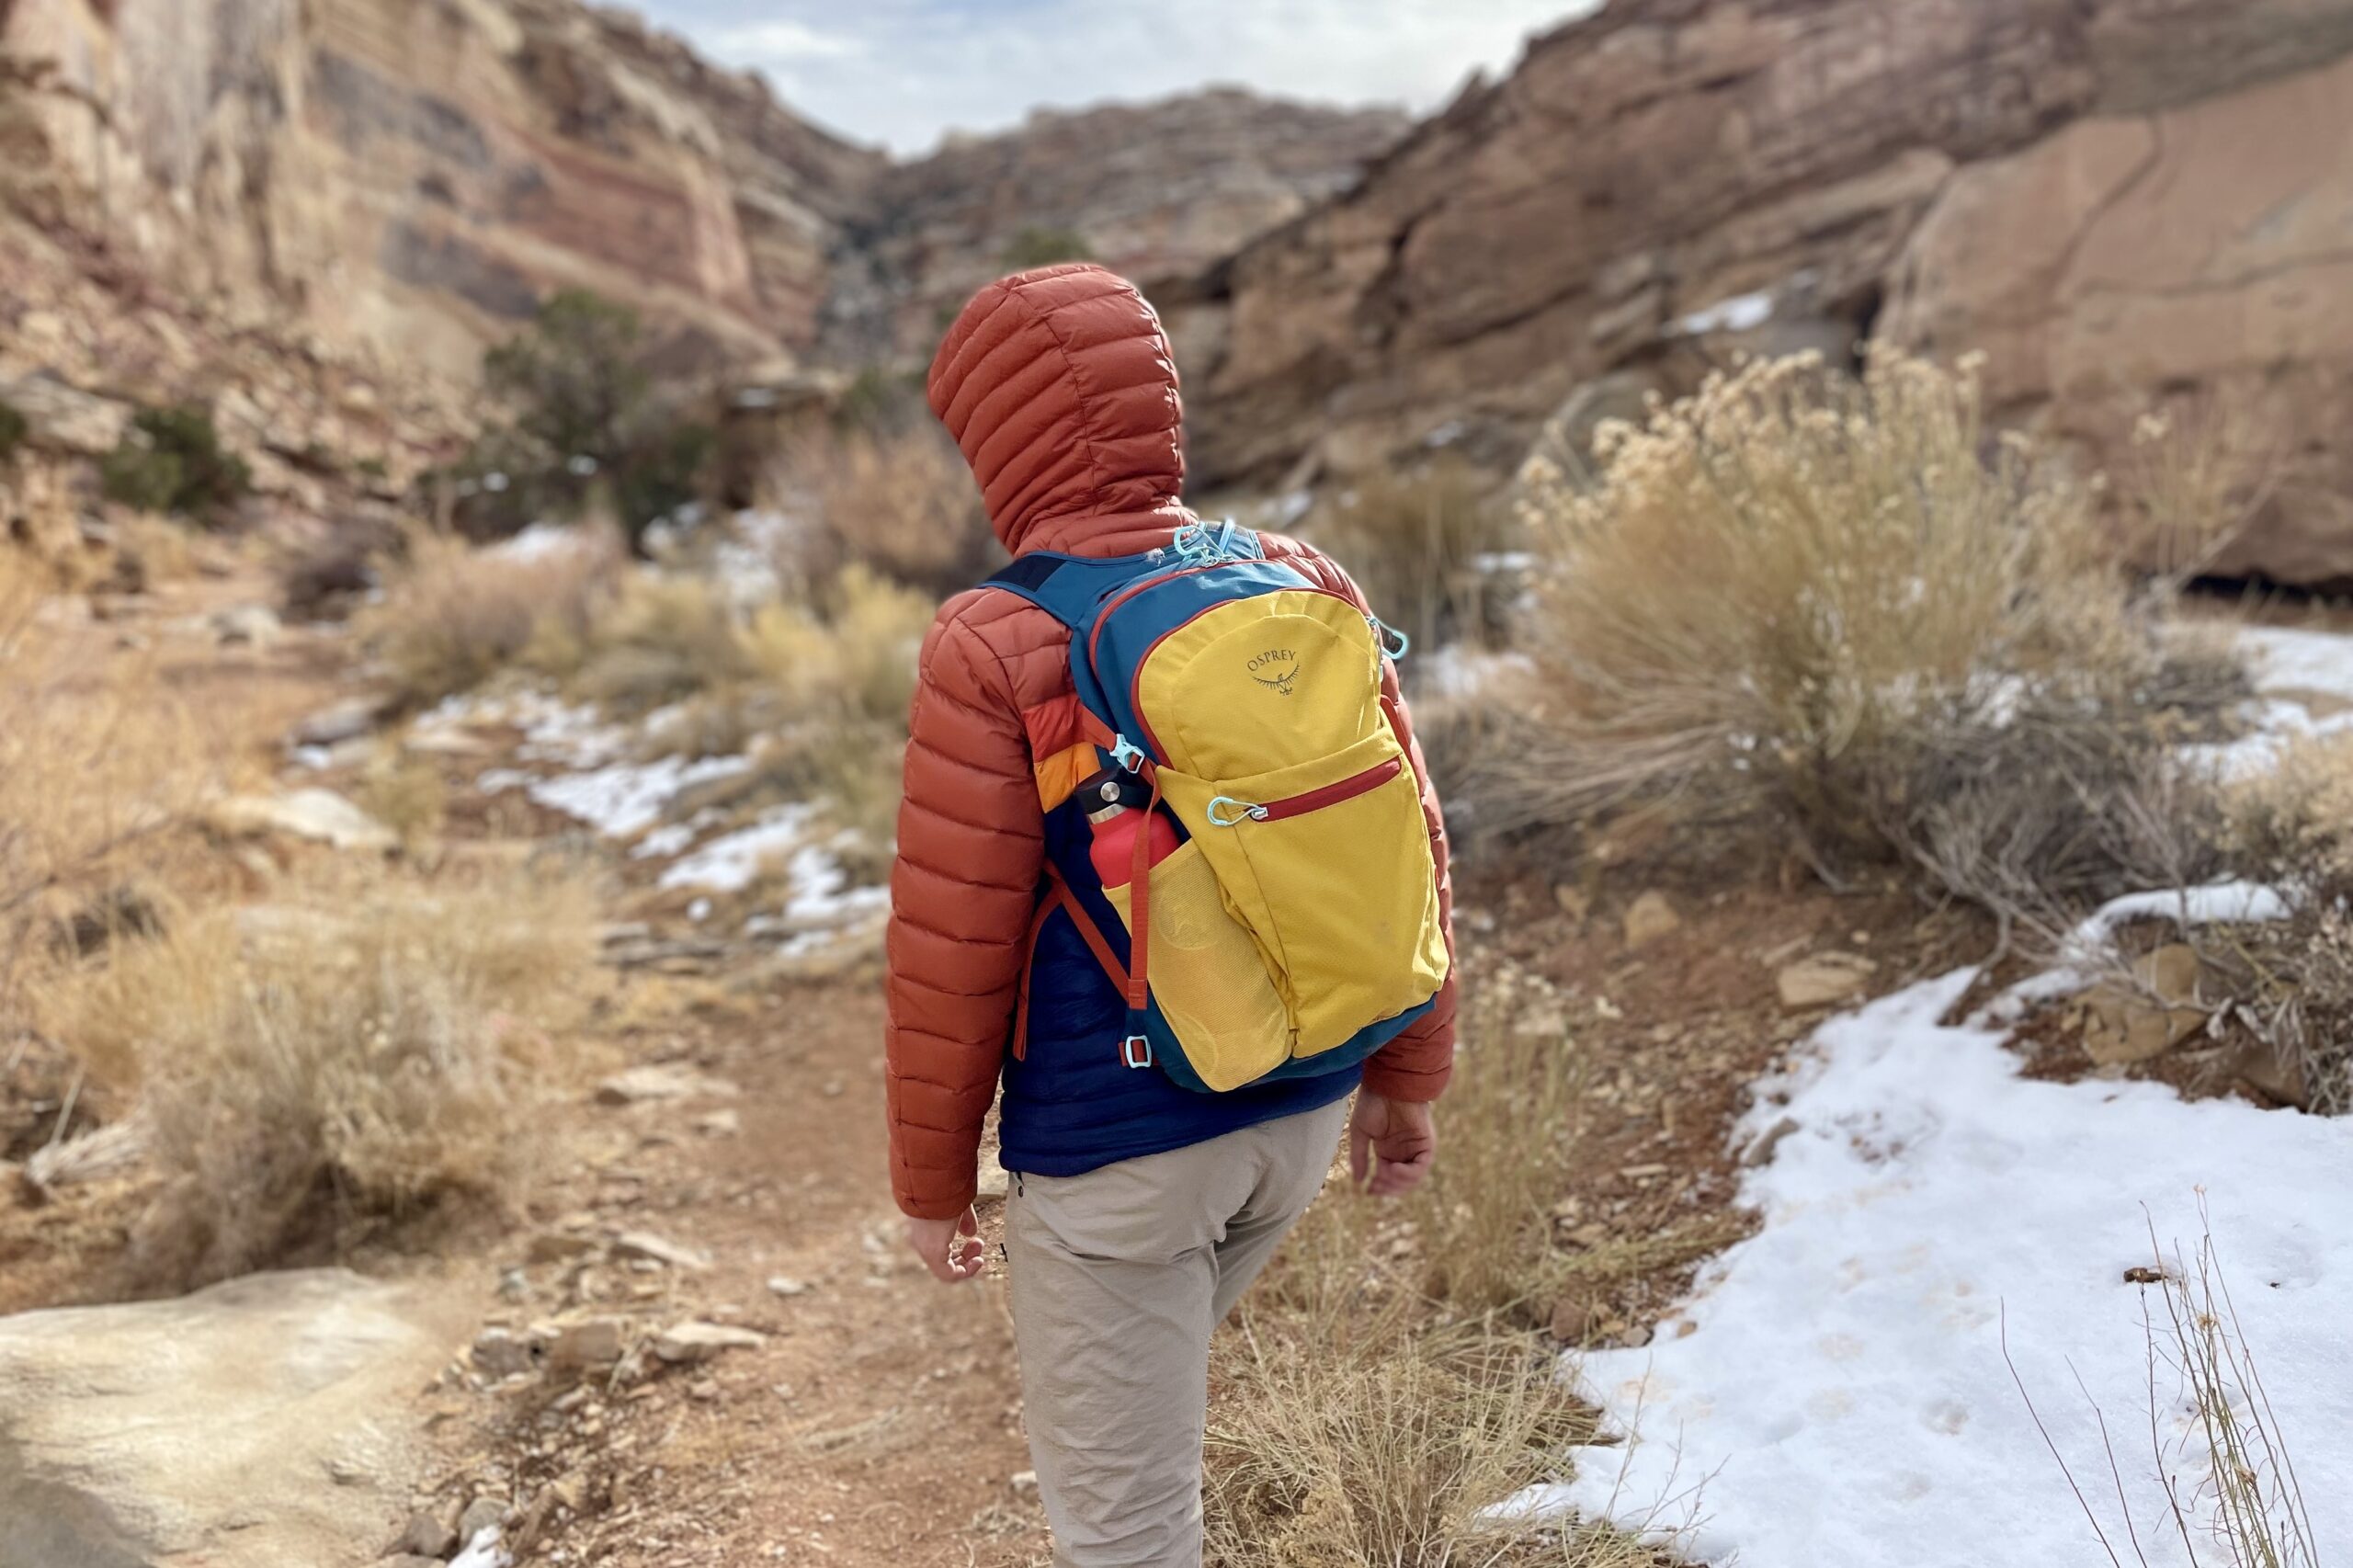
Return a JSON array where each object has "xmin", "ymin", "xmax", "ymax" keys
[
  {"xmin": 1270, "ymin": 537, "xmax": 1459, "ymax": 1102},
  {"xmin": 884, "ymin": 597, "xmax": 1044, "ymax": 1219}
]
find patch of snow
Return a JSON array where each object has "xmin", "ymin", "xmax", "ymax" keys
[
  {"xmin": 486, "ymin": 522, "xmax": 582, "ymax": 563},
  {"xmin": 687, "ymin": 897, "xmax": 712, "ymax": 923},
  {"xmin": 289, "ymin": 744, "xmax": 335, "ymax": 771},
  {"xmin": 1472, "ymin": 551, "xmax": 1539, "ymax": 574},
  {"xmin": 632, "ymin": 822, "xmax": 699, "ymax": 860},
  {"xmin": 527, "ymin": 754, "xmax": 752, "ymax": 840},
  {"xmin": 1531, "ymin": 969, "xmax": 2353, "ymax": 1565},
  {"xmin": 1277, "ymin": 489, "xmax": 1314, "ymax": 527},
  {"xmin": 2238, "ymin": 624, "xmax": 2353, "ymax": 703},
  {"xmin": 658, "ymin": 804, "xmax": 818, "ymax": 892},
  {"xmin": 449, "ymin": 1528, "xmax": 509, "ymax": 1568},
  {"xmin": 1675, "ymin": 289, "xmax": 1775, "ymax": 336}
]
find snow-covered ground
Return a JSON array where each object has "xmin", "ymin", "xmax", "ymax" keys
[
  {"xmin": 1536, "ymin": 624, "xmax": 2353, "ymax": 1564},
  {"xmin": 422, "ymin": 687, "xmax": 886, "ymax": 943}
]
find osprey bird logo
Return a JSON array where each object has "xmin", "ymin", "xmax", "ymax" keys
[{"xmin": 1246, "ymin": 648, "xmax": 1300, "ymax": 697}]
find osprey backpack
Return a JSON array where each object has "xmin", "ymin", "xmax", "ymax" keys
[{"xmin": 986, "ymin": 520, "xmax": 1450, "ymax": 1093}]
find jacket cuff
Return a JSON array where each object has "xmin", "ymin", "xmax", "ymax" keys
[{"xmin": 894, "ymin": 1183, "xmax": 978, "ymax": 1221}]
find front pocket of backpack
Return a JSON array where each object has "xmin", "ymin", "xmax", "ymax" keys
[
  {"xmin": 1103, "ymin": 838, "xmax": 1290, "ymax": 1092},
  {"xmin": 1165, "ymin": 732, "xmax": 1447, "ymax": 1056}
]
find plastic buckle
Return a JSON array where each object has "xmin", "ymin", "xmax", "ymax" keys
[
  {"xmin": 1108, "ymin": 734, "xmax": 1148, "ymax": 773},
  {"xmin": 1120, "ymin": 1035, "xmax": 1154, "ymax": 1069}
]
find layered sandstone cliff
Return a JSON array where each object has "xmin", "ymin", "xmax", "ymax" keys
[
  {"xmin": 1182, "ymin": 0, "xmax": 2353, "ymax": 584},
  {"xmin": 824, "ymin": 89, "xmax": 1406, "ymax": 364}
]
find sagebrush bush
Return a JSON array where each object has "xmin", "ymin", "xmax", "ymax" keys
[
  {"xmin": 0, "ymin": 399, "xmax": 27, "ymax": 463},
  {"xmin": 1495, "ymin": 349, "xmax": 2239, "ymax": 917},
  {"xmin": 99, "ymin": 403, "xmax": 251, "ymax": 524},
  {"xmin": 38, "ymin": 864, "xmax": 597, "ymax": 1286},
  {"xmin": 359, "ymin": 526, "xmax": 621, "ymax": 707}
]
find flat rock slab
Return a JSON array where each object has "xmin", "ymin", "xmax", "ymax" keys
[{"xmin": 0, "ymin": 1268, "xmax": 471, "ymax": 1568}]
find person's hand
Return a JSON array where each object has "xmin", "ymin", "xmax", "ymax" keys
[
  {"xmin": 1348, "ymin": 1093, "xmax": 1436, "ymax": 1197},
  {"xmin": 904, "ymin": 1206, "xmax": 986, "ymax": 1284}
]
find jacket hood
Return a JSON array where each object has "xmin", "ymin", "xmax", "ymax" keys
[{"xmin": 926, "ymin": 263, "xmax": 1186, "ymax": 556}]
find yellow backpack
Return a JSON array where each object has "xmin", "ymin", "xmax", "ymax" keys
[{"xmin": 991, "ymin": 521, "xmax": 1449, "ymax": 1093}]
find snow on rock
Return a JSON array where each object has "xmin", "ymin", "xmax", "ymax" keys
[
  {"xmin": 1535, "ymin": 970, "xmax": 2353, "ymax": 1566},
  {"xmin": 449, "ymin": 1527, "xmax": 509, "ymax": 1568},
  {"xmin": 2067, "ymin": 881, "xmax": 2294, "ymax": 954},
  {"xmin": 657, "ymin": 804, "xmax": 818, "ymax": 892},
  {"xmin": 1674, "ymin": 289, "xmax": 1775, "ymax": 336}
]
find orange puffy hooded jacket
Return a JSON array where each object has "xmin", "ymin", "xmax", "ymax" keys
[{"xmin": 884, "ymin": 263, "xmax": 1456, "ymax": 1221}]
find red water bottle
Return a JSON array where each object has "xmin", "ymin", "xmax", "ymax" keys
[{"xmin": 1085, "ymin": 770, "xmax": 1176, "ymax": 891}]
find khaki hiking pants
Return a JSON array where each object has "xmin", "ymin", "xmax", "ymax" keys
[{"xmin": 1005, "ymin": 1096, "xmax": 1352, "ymax": 1568}]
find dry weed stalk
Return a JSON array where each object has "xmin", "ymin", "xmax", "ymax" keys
[
  {"xmin": 2006, "ymin": 1205, "xmax": 2321, "ymax": 1568},
  {"xmin": 2140, "ymin": 1206, "xmax": 2320, "ymax": 1568},
  {"xmin": 764, "ymin": 425, "xmax": 997, "ymax": 600}
]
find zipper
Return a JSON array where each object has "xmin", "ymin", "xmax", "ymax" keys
[{"xmin": 1251, "ymin": 756, "xmax": 1403, "ymax": 823}]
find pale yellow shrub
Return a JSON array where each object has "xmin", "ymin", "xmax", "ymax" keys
[
  {"xmin": 39, "ymin": 863, "xmax": 598, "ymax": 1285},
  {"xmin": 1496, "ymin": 350, "xmax": 2239, "ymax": 914},
  {"xmin": 1315, "ymin": 457, "xmax": 1519, "ymax": 657},
  {"xmin": 359, "ymin": 527, "xmax": 621, "ymax": 706}
]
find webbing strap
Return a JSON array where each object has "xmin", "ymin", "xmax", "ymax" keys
[{"xmin": 1011, "ymin": 864, "xmax": 1131, "ymax": 1059}]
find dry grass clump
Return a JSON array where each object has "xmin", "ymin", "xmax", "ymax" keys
[
  {"xmin": 1200, "ymin": 978, "xmax": 1678, "ymax": 1565},
  {"xmin": 535, "ymin": 571, "xmax": 750, "ymax": 717},
  {"xmin": 1410, "ymin": 983, "xmax": 1584, "ymax": 1319},
  {"xmin": 1315, "ymin": 458, "xmax": 1520, "ymax": 660},
  {"xmin": 36, "ymin": 862, "xmax": 597, "ymax": 1286},
  {"xmin": 764, "ymin": 426, "xmax": 997, "ymax": 600},
  {"xmin": 358, "ymin": 526, "xmax": 622, "ymax": 707},
  {"xmin": 0, "ymin": 554, "xmax": 206, "ymax": 1026},
  {"xmin": 1495, "ymin": 349, "xmax": 2239, "ymax": 921},
  {"xmin": 1206, "ymin": 1316, "xmax": 1643, "ymax": 1568}
]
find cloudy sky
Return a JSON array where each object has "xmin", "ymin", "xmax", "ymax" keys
[{"xmin": 635, "ymin": 1, "xmax": 1594, "ymax": 155}]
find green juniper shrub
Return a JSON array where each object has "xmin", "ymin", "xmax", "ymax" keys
[
  {"xmin": 98, "ymin": 404, "xmax": 252, "ymax": 526},
  {"xmin": 452, "ymin": 290, "xmax": 714, "ymax": 554}
]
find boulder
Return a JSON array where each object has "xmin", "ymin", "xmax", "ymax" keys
[
  {"xmin": 1776, "ymin": 952, "xmax": 1880, "ymax": 1012},
  {"xmin": 0, "ymin": 376, "xmax": 132, "ymax": 457},
  {"xmin": 2084, "ymin": 944, "xmax": 2209, "ymax": 1065},
  {"xmin": 0, "ymin": 1269, "xmax": 470, "ymax": 1568}
]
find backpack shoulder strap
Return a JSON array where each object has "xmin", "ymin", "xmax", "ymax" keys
[{"xmin": 976, "ymin": 551, "xmax": 1150, "ymax": 631}]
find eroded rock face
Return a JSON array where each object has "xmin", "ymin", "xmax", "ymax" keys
[
  {"xmin": 826, "ymin": 89, "xmax": 1406, "ymax": 364},
  {"xmin": 0, "ymin": 0, "xmax": 884, "ymax": 381},
  {"xmin": 0, "ymin": 1269, "xmax": 471, "ymax": 1568},
  {"xmin": 0, "ymin": 3, "xmax": 1393, "ymax": 397},
  {"xmin": 1185, "ymin": 0, "xmax": 2353, "ymax": 585}
]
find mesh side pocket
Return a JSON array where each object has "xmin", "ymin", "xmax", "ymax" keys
[{"xmin": 1106, "ymin": 840, "xmax": 1290, "ymax": 1092}]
